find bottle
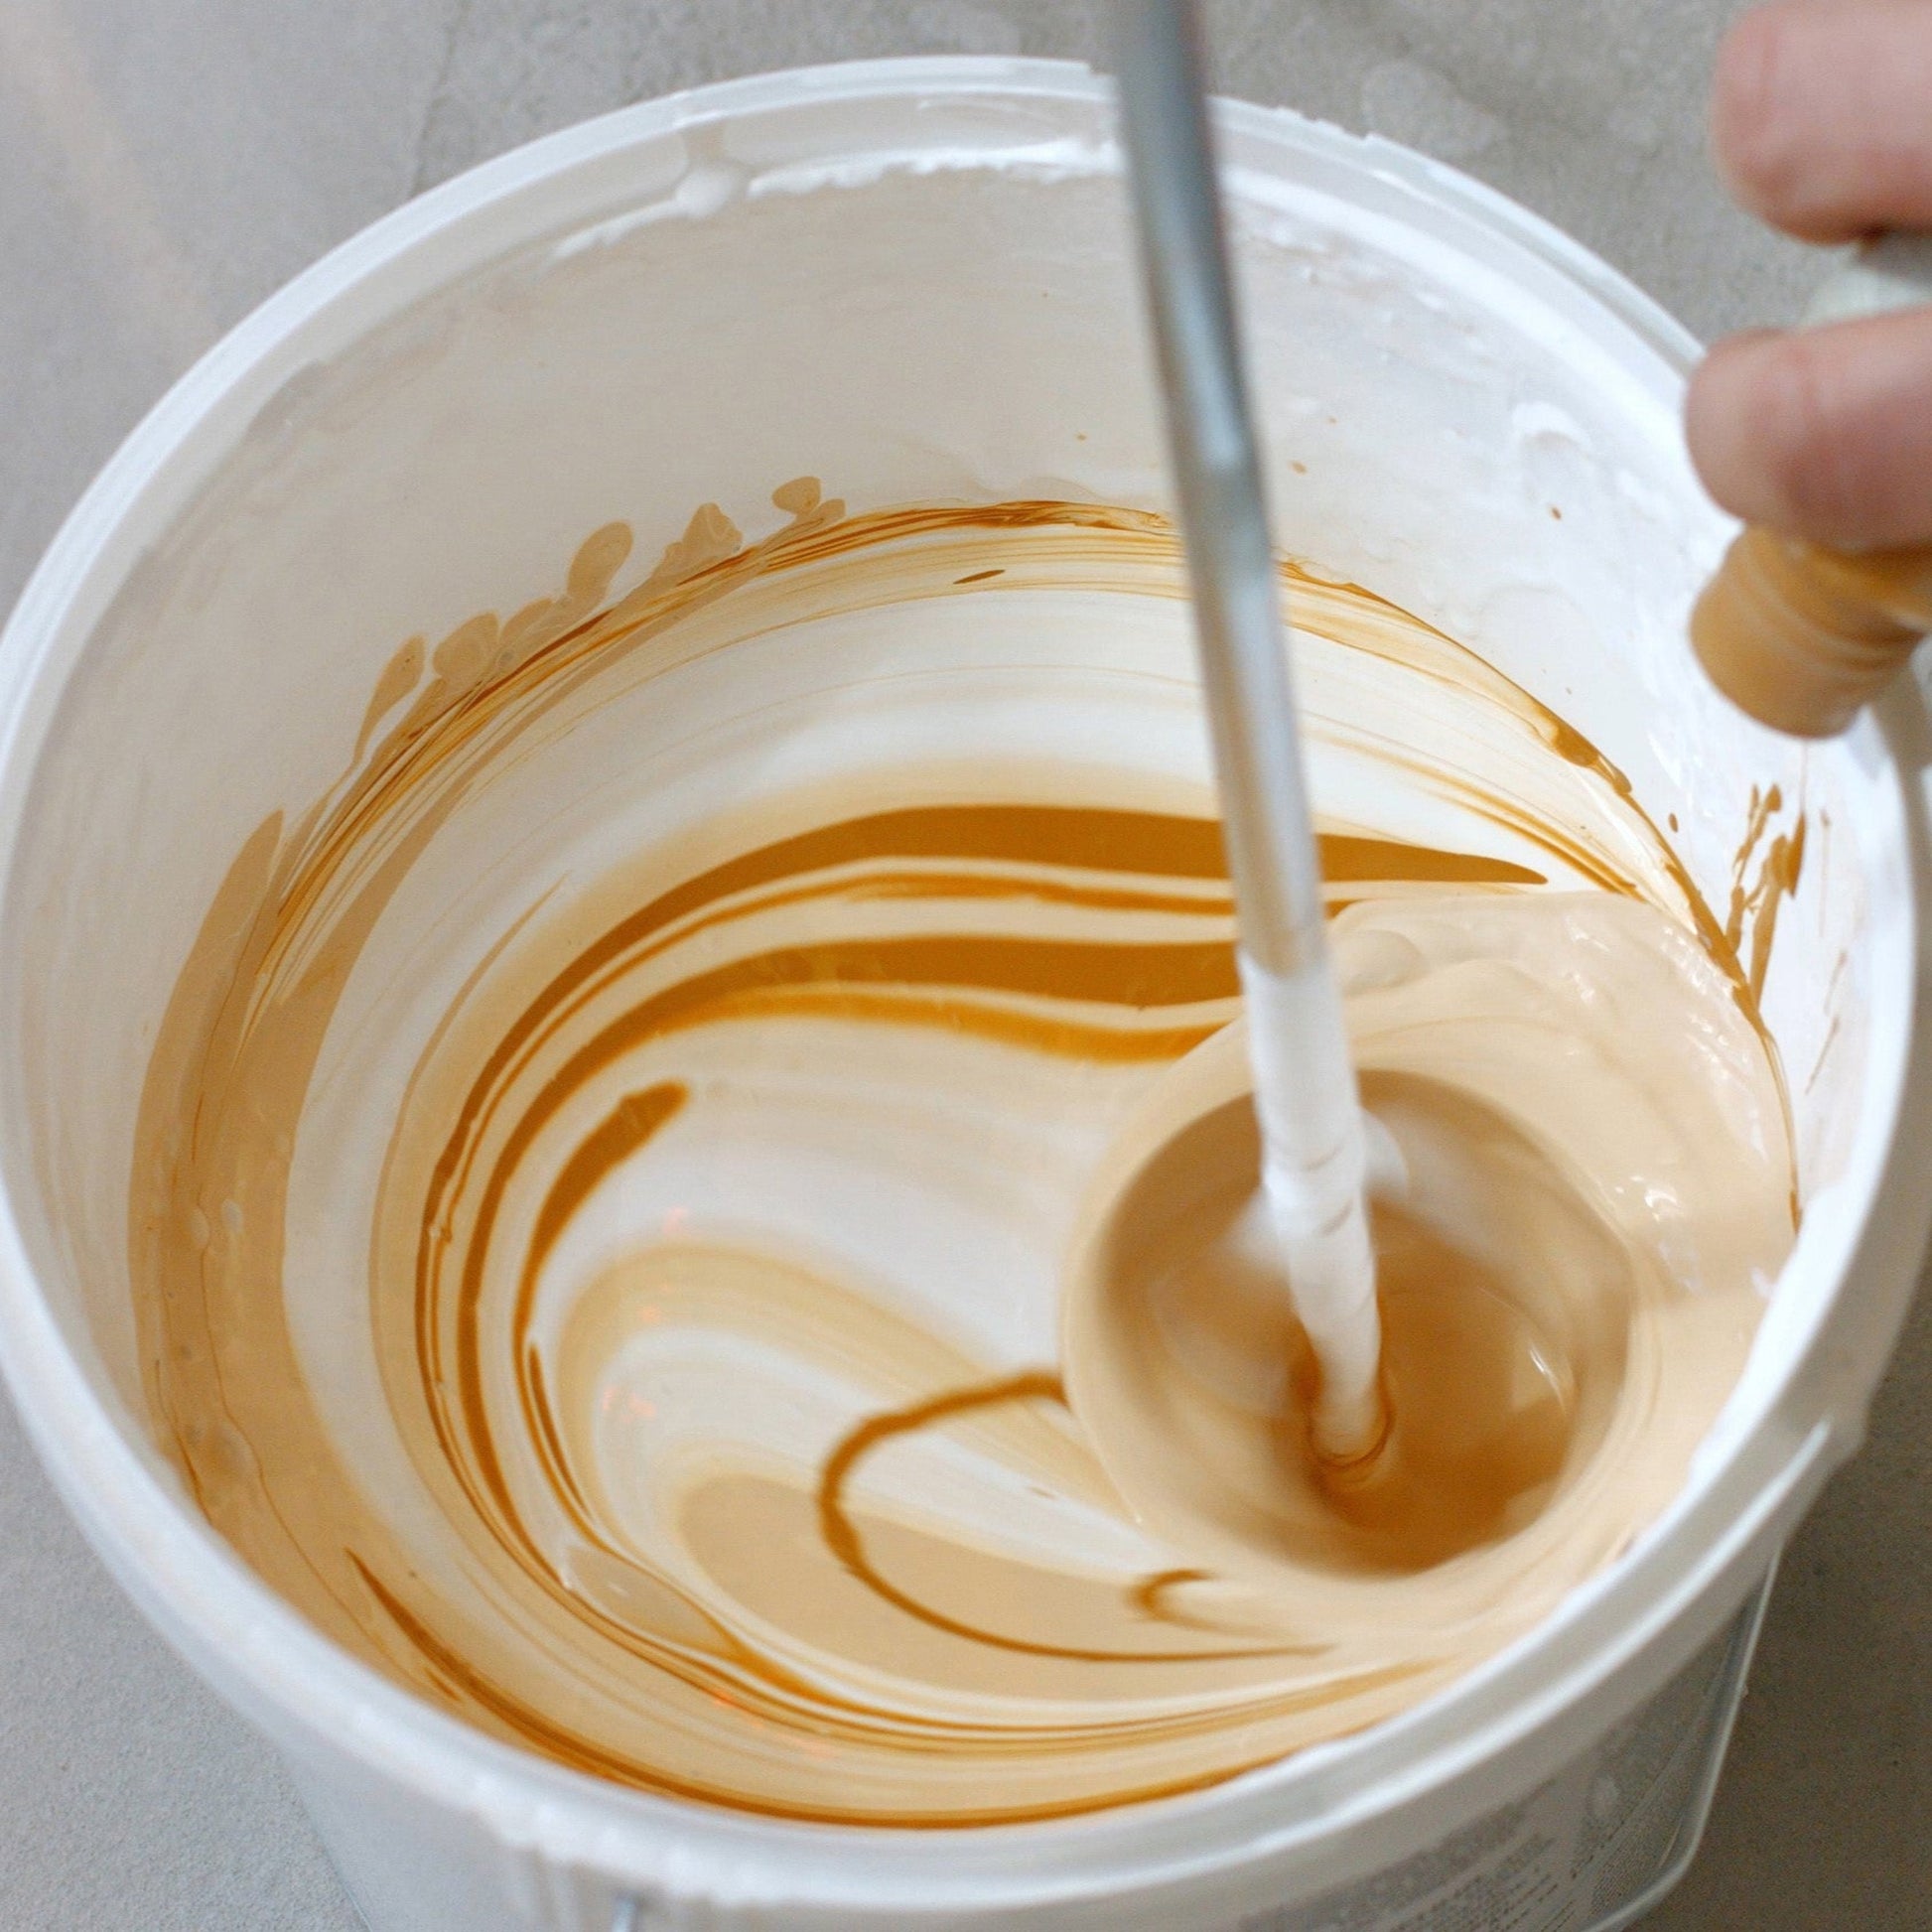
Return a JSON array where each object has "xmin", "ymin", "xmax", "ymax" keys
[{"xmin": 1691, "ymin": 235, "xmax": 1932, "ymax": 738}]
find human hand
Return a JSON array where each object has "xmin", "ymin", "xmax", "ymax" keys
[{"xmin": 1687, "ymin": 0, "xmax": 1932, "ymax": 551}]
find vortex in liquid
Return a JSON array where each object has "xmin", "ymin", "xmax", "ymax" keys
[{"xmin": 131, "ymin": 488, "xmax": 1796, "ymax": 1823}]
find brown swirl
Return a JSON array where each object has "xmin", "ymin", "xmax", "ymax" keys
[{"xmin": 129, "ymin": 485, "xmax": 1793, "ymax": 1823}]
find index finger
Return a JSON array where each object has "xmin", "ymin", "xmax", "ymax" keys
[{"xmin": 1714, "ymin": 0, "xmax": 1932, "ymax": 242}]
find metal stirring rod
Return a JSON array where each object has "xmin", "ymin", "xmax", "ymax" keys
[{"xmin": 1113, "ymin": 0, "xmax": 1384, "ymax": 1459}]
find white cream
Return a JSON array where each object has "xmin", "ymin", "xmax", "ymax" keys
[{"xmin": 127, "ymin": 496, "xmax": 1797, "ymax": 1822}]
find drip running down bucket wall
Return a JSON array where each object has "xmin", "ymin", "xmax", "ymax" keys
[{"xmin": 0, "ymin": 57, "xmax": 1928, "ymax": 1932}]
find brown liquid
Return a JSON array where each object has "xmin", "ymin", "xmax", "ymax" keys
[
  {"xmin": 1062, "ymin": 1060, "xmax": 1636, "ymax": 1586},
  {"xmin": 129, "ymin": 486, "xmax": 1796, "ymax": 1823},
  {"xmin": 1315, "ymin": 1217, "xmax": 1578, "ymax": 1568}
]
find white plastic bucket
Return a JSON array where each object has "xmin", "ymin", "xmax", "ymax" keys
[{"xmin": 0, "ymin": 57, "xmax": 1927, "ymax": 1932}]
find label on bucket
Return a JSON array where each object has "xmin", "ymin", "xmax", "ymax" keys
[{"xmin": 1236, "ymin": 1588, "xmax": 1763, "ymax": 1932}]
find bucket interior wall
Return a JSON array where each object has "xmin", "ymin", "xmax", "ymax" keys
[{"xmin": 0, "ymin": 91, "xmax": 1894, "ymax": 1584}]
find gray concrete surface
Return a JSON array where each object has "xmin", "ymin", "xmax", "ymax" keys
[{"xmin": 0, "ymin": 3, "xmax": 1923, "ymax": 1926}]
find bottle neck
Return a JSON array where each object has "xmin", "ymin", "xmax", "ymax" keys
[{"xmin": 1691, "ymin": 525, "xmax": 1932, "ymax": 736}]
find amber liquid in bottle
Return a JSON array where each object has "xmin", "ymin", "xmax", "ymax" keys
[{"xmin": 1692, "ymin": 525, "xmax": 1932, "ymax": 738}]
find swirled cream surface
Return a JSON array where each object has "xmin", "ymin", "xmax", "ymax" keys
[{"xmin": 131, "ymin": 486, "xmax": 1798, "ymax": 1824}]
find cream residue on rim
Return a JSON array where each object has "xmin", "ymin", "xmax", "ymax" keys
[{"xmin": 129, "ymin": 484, "xmax": 1799, "ymax": 1824}]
